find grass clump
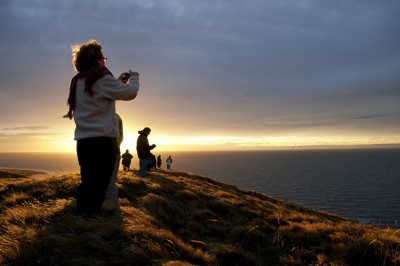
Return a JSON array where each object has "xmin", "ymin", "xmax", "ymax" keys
[{"xmin": 1, "ymin": 169, "xmax": 399, "ymax": 265}]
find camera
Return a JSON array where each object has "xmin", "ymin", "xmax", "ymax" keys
[{"xmin": 122, "ymin": 72, "xmax": 130, "ymax": 80}]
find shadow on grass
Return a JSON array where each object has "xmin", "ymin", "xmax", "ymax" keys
[
  {"xmin": 130, "ymin": 169, "xmax": 280, "ymax": 266},
  {"xmin": 1, "ymin": 171, "xmax": 214, "ymax": 265},
  {"xmin": 1, "ymin": 170, "xmax": 399, "ymax": 265},
  {"xmin": 0, "ymin": 173, "xmax": 138, "ymax": 265}
]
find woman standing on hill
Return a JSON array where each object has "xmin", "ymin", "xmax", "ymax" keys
[{"xmin": 63, "ymin": 39, "xmax": 140, "ymax": 214}]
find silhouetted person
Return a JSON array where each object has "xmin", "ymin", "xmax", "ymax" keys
[
  {"xmin": 136, "ymin": 127, "xmax": 156, "ymax": 177},
  {"xmin": 166, "ymin": 155, "xmax": 173, "ymax": 170},
  {"xmin": 121, "ymin": 149, "xmax": 133, "ymax": 171},
  {"xmin": 104, "ymin": 113, "xmax": 124, "ymax": 209},
  {"xmin": 147, "ymin": 153, "xmax": 156, "ymax": 171},
  {"xmin": 63, "ymin": 39, "xmax": 140, "ymax": 215},
  {"xmin": 157, "ymin": 155, "xmax": 162, "ymax": 168},
  {"xmin": 151, "ymin": 154, "xmax": 157, "ymax": 170},
  {"xmin": 105, "ymin": 70, "xmax": 133, "ymax": 204}
]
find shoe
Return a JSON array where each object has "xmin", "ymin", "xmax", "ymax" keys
[{"xmin": 101, "ymin": 199, "xmax": 119, "ymax": 212}]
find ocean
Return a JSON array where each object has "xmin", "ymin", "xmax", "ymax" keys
[{"xmin": 1, "ymin": 148, "xmax": 399, "ymax": 228}]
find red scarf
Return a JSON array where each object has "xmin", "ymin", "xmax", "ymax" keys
[{"xmin": 63, "ymin": 66, "xmax": 113, "ymax": 119}]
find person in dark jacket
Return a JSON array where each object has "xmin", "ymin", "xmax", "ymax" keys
[
  {"xmin": 136, "ymin": 127, "xmax": 156, "ymax": 177},
  {"xmin": 147, "ymin": 153, "xmax": 156, "ymax": 171},
  {"xmin": 157, "ymin": 155, "xmax": 162, "ymax": 168},
  {"xmin": 121, "ymin": 149, "xmax": 133, "ymax": 171}
]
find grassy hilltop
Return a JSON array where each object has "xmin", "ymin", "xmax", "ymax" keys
[{"xmin": 0, "ymin": 169, "xmax": 399, "ymax": 265}]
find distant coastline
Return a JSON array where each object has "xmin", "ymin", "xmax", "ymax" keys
[{"xmin": 0, "ymin": 168, "xmax": 48, "ymax": 178}]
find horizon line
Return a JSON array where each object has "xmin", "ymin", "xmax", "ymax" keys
[{"xmin": 1, "ymin": 143, "xmax": 400, "ymax": 154}]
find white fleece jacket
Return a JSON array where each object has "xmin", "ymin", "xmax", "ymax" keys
[{"xmin": 73, "ymin": 74, "xmax": 139, "ymax": 140}]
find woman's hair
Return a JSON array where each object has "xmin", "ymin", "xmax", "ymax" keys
[
  {"xmin": 71, "ymin": 39, "xmax": 103, "ymax": 71},
  {"xmin": 64, "ymin": 39, "xmax": 112, "ymax": 120}
]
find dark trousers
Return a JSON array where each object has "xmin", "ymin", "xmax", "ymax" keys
[{"xmin": 76, "ymin": 137, "xmax": 117, "ymax": 214}]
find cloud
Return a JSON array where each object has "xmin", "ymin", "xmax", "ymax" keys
[
  {"xmin": 352, "ymin": 113, "xmax": 400, "ymax": 120},
  {"xmin": 2, "ymin": 126, "xmax": 50, "ymax": 131},
  {"xmin": 0, "ymin": 0, "xmax": 400, "ymax": 151},
  {"xmin": 0, "ymin": 132, "xmax": 56, "ymax": 138}
]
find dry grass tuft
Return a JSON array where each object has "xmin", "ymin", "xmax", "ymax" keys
[{"xmin": 0, "ymin": 168, "xmax": 399, "ymax": 265}]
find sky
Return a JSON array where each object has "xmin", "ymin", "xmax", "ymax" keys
[{"xmin": 0, "ymin": 0, "xmax": 399, "ymax": 152}]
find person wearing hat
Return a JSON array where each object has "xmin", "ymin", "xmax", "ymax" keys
[{"xmin": 136, "ymin": 127, "xmax": 156, "ymax": 177}]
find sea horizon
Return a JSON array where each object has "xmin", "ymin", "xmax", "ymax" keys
[{"xmin": 1, "ymin": 148, "xmax": 399, "ymax": 228}]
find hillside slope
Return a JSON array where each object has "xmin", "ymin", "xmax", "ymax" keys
[{"xmin": 0, "ymin": 169, "xmax": 399, "ymax": 265}]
